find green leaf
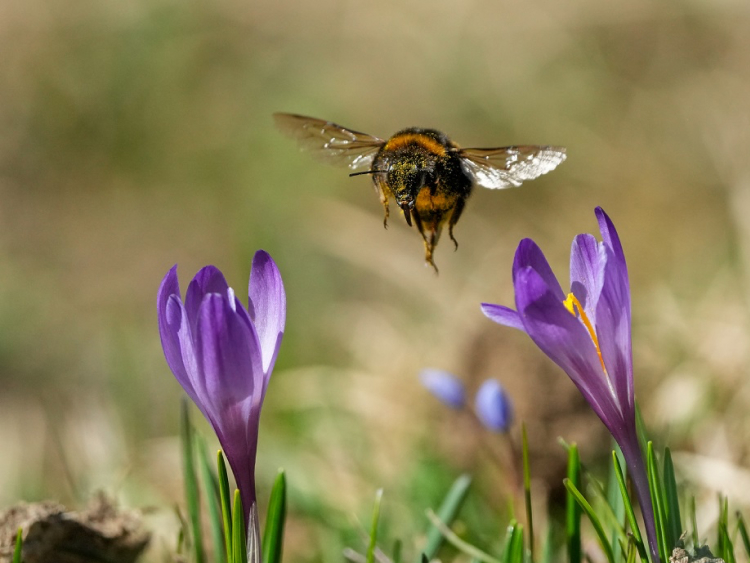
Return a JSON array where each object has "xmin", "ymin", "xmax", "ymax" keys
[
  {"xmin": 566, "ymin": 444, "xmax": 582, "ymax": 563},
  {"xmin": 507, "ymin": 523, "xmax": 525, "ymax": 563},
  {"xmin": 218, "ymin": 451, "xmax": 233, "ymax": 563},
  {"xmin": 563, "ymin": 478, "xmax": 616, "ymax": 563},
  {"xmin": 717, "ymin": 496, "xmax": 725, "ymax": 559},
  {"xmin": 500, "ymin": 521, "xmax": 519, "ymax": 563},
  {"xmin": 611, "ymin": 452, "xmax": 647, "ymax": 562},
  {"xmin": 393, "ymin": 539, "xmax": 403, "ymax": 563},
  {"xmin": 367, "ymin": 489, "xmax": 383, "ymax": 563},
  {"xmin": 522, "ymin": 424, "xmax": 534, "ymax": 562},
  {"xmin": 717, "ymin": 496, "xmax": 733, "ymax": 562},
  {"xmin": 662, "ymin": 448, "xmax": 682, "ymax": 551},
  {"xmin": 424, "ymin": 509, "xmax": 502, "ymax": 563},
  {"xmin": 419, "ymin": 474, "xmax": 472, "ymax": 563},
  {"xmin": 181, "ymin": 400, "xmax": 206, "ymax": 563},
  {"xmin": 625, "ymin": 537, "xmax": 637, "ymax": 563},
  {"xmin": 689, "ymin": 496, "xmax": 699, "ymax": 547},
  {"xmin": 263, "ymin": 470, "xmax": 287, "ymax": 563},
  {"xmin": 607, "ymin": 445, "xmax": 626, "ymax": 563},
  {"xmin": 717, "ymin": 500, "xmax": 734, "ymax": 563},
  {"xmin": 197, "ymin": 436, "xmax": 226, "ymax": 563},
  {"xmin": 12, "ymin": 528, "xmax": 22, "ymax": 563},
  {"xmin": 583, "ymin": 473, "xmax": 628, "ymax": 560},
  {"xmin": 736, "ymin": 512, "xmax": 750, "ymax": 560},
  {"xmin": 232, "ymin": 490, "xmax": 247, "ymax": 563},
  {"xmin": 647, "ymin": 442, "xmax": 669, "ymax": 563},
  {"xmin": 541, "ymin": 526, "xmax": 553, "ymax": 563},
  {"xmin": 634, "ymin": 403, "xmax": 649, "ymax": 456},
  {"xmin": 724, "ymin": 530, "xmax": 736, "ymax": 563}
]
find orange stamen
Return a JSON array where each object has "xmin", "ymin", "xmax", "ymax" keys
[{"xmin": 563, "ymin": 293, "xmax": 608, "ymax": 374}]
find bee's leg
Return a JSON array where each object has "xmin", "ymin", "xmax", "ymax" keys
[
  {"xmin": 413, "ymin": 214, "xmax": 439, "ymax": 273},
  {"xmin": 424, "ymin": 232, "xmax": 439, "ymax": 273},
  {"xmin": 423, "ymin": 237, "xmax": 439, "ymax": 273},
  {"xmin": 425, "ymin": 249, "xmax": 438, "ymax": 274},
  {"xmin": 447, "ymin": 197, "xmax": 466, "ymax": 251},
  {"xmin": 374, "ymin": 180, "xmax": 391, "ymax": 229},
  {"xmin": 412, "ymin": 207, "xmax": 425, "ymax": 241}
]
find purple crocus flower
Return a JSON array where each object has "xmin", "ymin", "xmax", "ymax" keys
[
  {"xmin": 157, "ymin": 250, "xmax": 285, "ymax": 535},
  {"xmin": 481, "ymin": 207, "xmax": 659, "ymax": 562},
  {"xmin": 419, "ymin": 368, "xmax": 466, "ymax": 409},
  {"xmin": 474, "ymin": 379, "xmax": 513, "ymax": 432}
]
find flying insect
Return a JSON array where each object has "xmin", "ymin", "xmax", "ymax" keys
[{"xmin": 274, "ymin": 113, "xmax": 566, "ymax": 271}]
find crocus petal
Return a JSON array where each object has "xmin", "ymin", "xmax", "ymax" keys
[
  {"xmin": 164, "ymin": 296, "xmax": 203, "ymax": 405},
  {"xmin": 195, "ymin": 293, "xmax": 265, "ymax": 420},
  {"xmin": 514, "ymin": 266, "xmax": 622, "ymax": 427},
  {"xmin": 157, "ymin": 267, "xmax": 187, "ymax": 384},
  {"xmin": 474, "ymin": 379, "xmax": 513, "ymax": 432},
  {"xmin": 513, "ymin": 239, "xmax": 565, "ymax": 301},
  {"xmin": 569, "ymin": 233, "xmax": 605, "ymax": 318},
  {"xmin": 596, "ymin": 207, "xmax": 629, "ymax": 285},
  {"xmin": 185, "ymin": 266, "xmax": 230, "ymax": 330},
  {"xmin": 419, "ymin": 369, "xmax": 466, "ymax": 408},
  {"xmin": 248, "ymin": 250, "xmax": 286, "ymax": 377},
  {"xmin": 480, "ymin": 303, "xmax": 526, "ymax": 331},
  {"xmin": 596, "ymin": 249, "xmax": 634, "ymax": 418},
  {"xmin": 157, "ymin": 265, "xmax": 180, "ymax": 316}
]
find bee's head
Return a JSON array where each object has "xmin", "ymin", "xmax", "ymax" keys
[{"xmin": 387, "ymin": 155, "xmax": 436, "ymax": 204}]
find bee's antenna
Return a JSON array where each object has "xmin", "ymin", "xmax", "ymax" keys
[{"xmin": 349, "ymin": 170, "xmax": 384, "ymax": 177}]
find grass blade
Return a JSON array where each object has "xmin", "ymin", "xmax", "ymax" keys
[
  {"xmin": 566, "ymin": 444, "xmax": 582, "ymax": 563},
  {"xmin": 584, "ymin": 474, "xmax": 628, "ymax": 559},
  {"xmin": 232, "ymin": 490, "xmax": 247, "ymax": 563},
  {"xmin": 197, "ymin": 436, "xmax": 226, "ymax": 563},
  {"xmin": 626, "ymin": 538, "xmax": 637, "ymax": 563},
  {"xmin": 563, "ymin": 478, "xmax": 616, "ymax": 563},
  {"xmin": 541, "ymin": 525, "xmax": 553, "ymax": 563},
  {"xmin": 425, "ymin": 509, "xmax": 502, "ymax": 563},
  {"xmin": 522, "ymin": 424, "xmax": 534, "ymax": 561},
  {"xmin": 181, "ymin": 400, "xmax": 206, "ymax": 563},
  {"xmin": 646, "ymin": 442, "xmax": 668, "ymax": 563},
  {"xmin": 419, "ymin": 474, "xmax": 472, "ymax": 563},
  {"xmin": 662, "ymin": 448, "xmax": 682, "ymax": 552},
  {"xmin": 263, "ymin": 470, "xmax": 288, "ymax": 563},
  {"xmin": 366, "ymin": 489, "xmax": 383, "ymax": 563},
  {"xmin": 717, "ymin": 496, "xmax": 726, "ymax": 559},
  {"xmin": 508, "ymin": 524, "xmax": 525, "ymax": 563},
  {"xmin": 717, "ymin": 496, "xmax": 733, "ymax": 562},
  {"xmin": 12, "ymin": 528, "xmax": 22, "ymax": 563},
  {"xmin": 690, "ymin": 496, "xmax": 699, "ymax": 547},
  {"xmin": 611, "ymin": 451, "xmax": 647, "ymax": 561},
  {"xmin": 218, "ymin": 451, "xmax": 233, "ymax": 563},
  {"xmin": 607, "ymin": 445, "xmax": 626, "ymax": 563},
  {"xmin": 718, "ymin": 501, "xmax": 734, "ymax": 563},
  {"xmin": 500, "ymin": 521, "xmax": 518, "ymax": 563},
  {"xmin": 393, "ymin": 539, "xmax": 403, "ymax": 563},
  {"xmin": 736, "ymin": 512, "xmax": 750, "ymax": 560}
]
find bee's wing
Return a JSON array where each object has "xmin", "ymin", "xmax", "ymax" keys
[
  {"xmin": 458, "ymin": 145, "xmax": 567, "ymax": 189},
  {"xmin": 274, "ymin": 113, "xmax": 385, "ymax": 172}
]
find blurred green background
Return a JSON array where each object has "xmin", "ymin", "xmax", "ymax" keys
[{"xmin": 2, "ymin": 0, "xmax": 750, "ymax": 559}]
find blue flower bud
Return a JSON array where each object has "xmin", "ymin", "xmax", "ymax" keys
[
  {"xmin": 419, "ymin": 369, "xmax": 466, "ymax": 409},
  {"xmin": 474, "ymin": 379, "xmax": 513, "ymax": 432}
]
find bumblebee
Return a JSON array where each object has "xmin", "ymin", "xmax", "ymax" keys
[{"xmin": 274, "ymin": 113, "xmax": 566, "ymax": 271}]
